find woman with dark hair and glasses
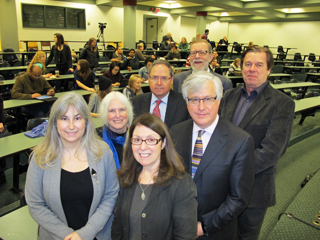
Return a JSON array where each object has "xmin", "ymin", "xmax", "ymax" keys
[
  {"xmin": 103, "ymin": 62, "xmax": 125, "ymax": 87},
  {"xmin": 112, "ymin": 113, "xmax": 198, "ymax": 240}
]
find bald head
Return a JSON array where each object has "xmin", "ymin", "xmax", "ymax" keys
[{"xmin": 28, "ymin": 64, "xmax": 42, "ymax": 81}]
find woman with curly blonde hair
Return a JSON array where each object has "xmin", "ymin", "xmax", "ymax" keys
[{"xmin": 27, "ymin": 51, "xmax": 52, "ymax": 77}]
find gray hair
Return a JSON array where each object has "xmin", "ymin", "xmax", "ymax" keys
[
  {"xmin": 181, "ymin": 71, "xmax": 223, "ymax": 102},
  {"xmin": 99, "ymin": 91, "xmax": 134, "ymax": 128},
  {"xmin": 148, "ymin": 59, "xmax": 174, "ymax": 77},
  {"xmin": 190, "ymin": 39, "xmax": 213, "ymax": 54}
]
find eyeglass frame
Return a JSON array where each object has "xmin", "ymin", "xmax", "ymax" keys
[
  {"xmin": 190, "ymin": 50, "xmax": 209, "ymax": 56},
  {"xmin": 131, "ymin": 138, "xmax": 162, "ymax": 145},
  {"xmin": 187, "ymin": 96, "xmax": 217, "ymax": 105},
  {"xmin": 149, "ymin": 75, "xmax": 172, "ymax": 83}
]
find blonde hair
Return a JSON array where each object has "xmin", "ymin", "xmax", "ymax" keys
[
  {"xmin": 27, "ymin": 51, "xmax": 46, "ymax": 75},
  {"xmin": 32, "ymin": 92, "xmax": 107, "ymax": 169},
  {"xmin": 128, "ymin": 74, "xmax": 142, "ymax": 95}
]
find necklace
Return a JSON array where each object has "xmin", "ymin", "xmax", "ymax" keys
[{"xmin": 139, "ymin": 182, "xmax": 152, "ymax": 200}]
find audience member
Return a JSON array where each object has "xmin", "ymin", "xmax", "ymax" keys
[
  {"xmin": 171, "ymin": 71, "xmax": 255, "ymax": 240},
  {"xmin": 164, "ymin": 45, "xmax": 181, "ymax": 60},
  {"xmin": 178, "ymin": 37, "xmax": 189, "ymax": 51},
  {"xmin": 27, "ymin": 51, "xmax": 52, "ymax": 78},
  {"xmin": 192, "ymin": 32, "xmax": 201, "ymax": 42},
  {"xmin": 219, "ymin": 46, "xmax": 295, "ymax": 240},
  {"xmin": 120, "ymin": 49, "xmax": 140, "ymax": 70},
  {"xmin": 79, "ymin": 37, "xmax": 99, "ymax": 70},
  {"xmin": 218, "ymin": 36, "xmax": 228, "ymax": 46},
  {"xmin": 71, "ymin": 49, "xmax": 77, "ymax": 63},
  {"xmin": 139, "ymin": 57, "xmax": 154, "ymax": 82},
  {"xmin": 112, "ymin": 113, "xmax": 197, "ymax": 239},
  {"xmin": 210, "ymin": 58, "xmax": 222, "ymax": 75},
  {"xmin": 111, "ymin": 47, "xmax": 126, "ymax": 63},
  {"xmin": 99, "ymin": 92, "xmax": 134, "ymax": 169},
  {"xmin": 213, "ymin": 50, "xmax": 222, "ymax": 65},
  {"xmin": 0, "ymin": 94, "xmax": 8, "ymax": 184},
  {"xmin": 103, "ymin": 62, "xmax": 125, "ymax": 87},
  {"xmin": 11, "ymin": 65, "xmax": 54, "ymax": 117},
  {"xmin": 88, "ymin": 76, "xmax": 112, "ymax": 118},
  {"xmin": 201, "ymin": 29, "xmax": 209, "ymax": 40},
  {"xmin": 135, "ymin": 43, "xmax": 149, "ymax": 61},
  {"xmin": 248, "ymin": 41, "xmax": 254, "ymax": 48},
  {"xmin": 74, "ymin": 59, "xmax": 96, "ymax": 92},
  {"xmin": 160, "ymin": 37, "xmax": 172, "ymax": 51},
  {"xmin": 123, "ymin": 74, "xmax": 143, "ymax": 99},
  {"xmin": 162, "ymin": 32, "xmax": 174, "ymax": 42},
  {"xmin": 25, "ymin": 92, "xmax": 119, "ymax": 240},
  {"xmin": 131, "ymin": 60, "xmax": 189, "ymax": 129},
  {"xmin": 228, "ymin": 58, "xmax": 241, "ymax": 76},
  {"xmin": 173, "ymin": 39, "xmax": 232, "ymax": 93}
]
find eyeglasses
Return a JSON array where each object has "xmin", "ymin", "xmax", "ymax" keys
[
  {"xmin": 187, "ymin": 97, "xmax": 217, "ymax": 105},
  {"xmin": 131, "ymin": 138, "xmax": 162, "ymax": 145},
  {"xmin": 149, "ymin": 75, "xmax": 172, "ymax": 83},
  {"xmin": 190, "ymin": 50, "xmax": 208, "ymax": 56}
]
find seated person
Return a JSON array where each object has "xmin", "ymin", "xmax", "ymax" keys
[
  {"xmin": 178, "ymin": 37, "xmax": 189, "ymax": 51},
  {"xmin": 103, "ymin": 62, "xmax": 125, "ymax": 87},
  {"xmin": 135, "ymin": 43, "xmax": 148, "ymax": 61},
  {"xmin": 11, "ymin": 65, "xmax": 55, "ymax": 117},
  {"xmin": 164, "ymin": 45, "xmax": 181, "ymax": 60},
  {"xmin": 111, "ymin": 47, "xmax": 126, "ymax": 63},
  {"xmin": 218, "ymin": 36, "xmax": 228, "ymax": 46},
  {"xmin": 162, "ymin": 32, "xmax": 174, "ymax": 42},
  {"xmin": 213, "ymin": 50, "xmax": 222, "ymax": 65},
  {"xmin": 228, "ymin": 58, "xmax": 242, "ymax": 76},
  {"xmin": 138, "ymin": 57, "xmax": 154, "ymax": 82},
  {"xmin": 123, "ymin": 74, "xmax": 143, "ymax": 99},
  {"xmin": 210, "ymin": 58, "xmax": 222, "ymax": 75},
  {"xmin": 248, "ymin": 41, "xmax": 254, "ymax": 48},
  {"xmin": 88, "ymin": 76, "xmax": 112, "ymax": 118},
  {"xmin": 27, "ymin": 51, "xmax": 52, "ymax": 78},
  {"xmin": 160, "ymin": 37, "xmax": 172, "ymax": 51},
  {"xmin": 120, "ymin": 49, "xmax": 140, "ymax": 70},
  {"xmin": 74, "ymin": 59, "xmax": 96, "ymax": 92}
]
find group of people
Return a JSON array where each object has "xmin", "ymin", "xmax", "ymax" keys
[{"xmin": 19, "ymin": 38, "xmax": 296, "ymax": 240}]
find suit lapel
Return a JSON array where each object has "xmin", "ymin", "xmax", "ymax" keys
[
  {"xmin": 165, "ymin": 90, "xmax": 177, "ymax": 127},
  {"xmin": 142, "ymin": 93, "xmax": 152, "ymax": 113},
  {"xmin": 193, "ymin": 119, "xmax": 228, "ymax": 182},
  {"xmin": 224, "ymin": 89, "xmax": 242, "ymax": 121}
]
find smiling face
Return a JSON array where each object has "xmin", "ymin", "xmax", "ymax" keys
[
  {"xmin": 41, "ymin": 54, "xmax": 46, "ymax": 64},
  {"xmin": 107, "ymin": 98, "xmax": 128, "ymax": 134},
  {"xmin": 148, "ymin": 64, "xmax": 173, "ymax": 99},
  {"xmin": 132, "ymin": 124, "xmax": 165, "ymax": 172},
  {"xmin": 56, "ymin": 106, "xmax": 86, "ymax": 147},
  {"xmin": 187, "ymin": 81, "xmax": 220, "ymax": 129},
  {"xmin": 190, "ymin": 42, "xmax": 213, "ymax": 71},
  {"xmin": 242, "ymin": 51, "xmax": 270, "ymax": 93},
  {"xmin": 133, "ymin": 78, "xmax": 142, "ymax": 91}
]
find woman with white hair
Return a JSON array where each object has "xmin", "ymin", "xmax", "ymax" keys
[
  {"xmin": 25, "ymin": 92, "xmax": 119, "ymax": 240},
  {"xmin": 100, "ymin": 92, "xmax": 134, "ymax": 170}
]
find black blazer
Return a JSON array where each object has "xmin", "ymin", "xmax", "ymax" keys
[
  {"xmin": 111, "ymin": 174, "xmax": 198, "ymax": 240},
  {"xmin": 171, "ymin": 118, "xmax": 255, "ymax": 240},
  {"xmin": 131, "ymin": 90, "xmax": 189, "ymax": 129},
  {"xmin": 219, "ymin": 82, "xmax": 295, "ymax": 208}
]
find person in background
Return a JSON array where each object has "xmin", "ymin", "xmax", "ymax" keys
[
  {"xmin": 248, "ymin": 41, "xmax": 254, "ymax": 48},
  {"xmin": 74, "ymin": 59, "xmax": 96, "ymax": 92},
  {"xmin": 135, "ymin": 43, "xmax": 147, "ymax": 61},
  {"xmin": 178, "ymin": 37, "xmax": 189, "ymax": 59},
  {"xmin": 210, "ymin": 58, "xmax": 222, "ymax": 75},
  {"xmin": 0, "ymin": 94, "xmax": 8, "ymax": 184},
  {"xmin": 27, "ymin": 51, "xmax": 52, "ymax": 78},
  {"xmin": 228, "ymin": 58, "xmax": 241, "ymax": 76},
  {"xmin": 111, "ymin": 47, "xmax": 126, "ymax": 63},
  {"xmin": 103, "ymin": 62, "xmax": 125, "ymax": 87},
  {"xmin": 160, "ymin": 37, "xmax": 172, "ymax": 51},
  {"xmin": 99, "ymin": 92, "xmax": 134, "ymax": 170},
  {"xmin": 123, "ymin": 74, "xmax": 143, "ymax": 99},
  {"xmin": 111, "ymin": 113, "xmax": 198, "ymax": 240},
  {"xmin": 79, "ymin": 37, "xmax": 99, "ymax": 70},
  {"xmin": 218, "ymin": 36, "xmax": 228, "ymax": 46},
  {"xmin": 88, "ymin": 76, "xmax": 112, "ymax": 118},
  {"xmin": 164, "ymin": 45, "xmax": 181, "ymax": 60},
  {"xmin": 120, "ymin": 49, "xmax": 140, "ymax": 70},
  {"xmin": 162, "ymin": 32, "xmax": 174, "ymax": 42},
  {"xmin": 192, "ymin": 32, "xmax": 201, "ymax": 42},
  {"xmin": 201, "ymin": 29, "xmax": 209, "ymax": 40},
  {"xmin": 45, "ymin": 33, "xmax": 73, "ymax": 91},
  {"xmin": 139, "ymin": 57, "xmax": 154, "ymax": 82},
  {"xmin": 25, "ymin": 92, "xmax": 119, "ymax": 240},
  {"xmin": 213, "ymin": 50, "xmax": 222, "ymax": 66},
  {"xmin": 70, "ymin": 49, "xmax": 77, "ymax": 63}
]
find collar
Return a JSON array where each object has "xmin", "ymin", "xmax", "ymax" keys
[
  {"xmin": 242, "ymin": 80, "xmax": 268, "ymax": 96},
  {"xmin": 151, "ymin": 91, "xmax": 170, "ymax": 104},
  {"xmin": 192, "ymin": 115, "xmax": 219, "ymax": 135}
]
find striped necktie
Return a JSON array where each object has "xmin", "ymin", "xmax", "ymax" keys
[
  {"xmin": 191, "ymin": 130, "xmax": 205, "ymax": 178},
  {"xmin": 152, "ymin": 100, "xmax": 162, "ymax": 118}
]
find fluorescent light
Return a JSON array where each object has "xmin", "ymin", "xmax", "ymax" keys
[
  {"xmin": 164, "ymin": 1, "xmax": 177, "ymax": 3},
  {"xmin": 221, "ymin": 12, "xmax": 229, "ymax": 16}
]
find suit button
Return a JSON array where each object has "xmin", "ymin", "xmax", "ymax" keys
[
  {"xmin": 142, "ymin": 213, "xmax": 146, "ymax": 218},
  {"xmin": 142, "ymin": 233, "xmax": 147, "ymax": 237}
]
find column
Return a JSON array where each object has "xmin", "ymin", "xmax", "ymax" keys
[
  {"xmin": 123, "ymin": 0, "xmax": 137, "ymax": 49},
  {"xmin": 196, "ymin": 11, "xmax": 207, "ymax": 36}
]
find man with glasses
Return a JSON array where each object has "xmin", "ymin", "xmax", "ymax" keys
[
  {"xmin": 219, "ymin": 46, "xmax": 295, "ymax": 240},
  {"xmin": 171, "ymin": 71, "xmax": 255, "ymax": 240},
  {"xmin": 12, "ymin": 64, "xmax": 55, "ymax": 117},
  {"xmin": 131, "ymin": 60, "xmax": 189, "ymax": 128},
  {"xmin": 173, "ymin": 39, "xmax": 232, "ymax": 93}
]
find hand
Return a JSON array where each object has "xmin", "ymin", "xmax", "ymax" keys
[
  {"xmin": 173, "ymin": 58, "xmax": 178, "ymax": 60},
  {"xmin": 47, "ymin": 89, "xmax": 55, "ymax": 96},
  {"xmin": 69, "ymin": 68, "xmax": 74, "ymax": 73},
  {"xmin": 64, "ymin": 232, "xmax": 82, "ymax": 240},
  {"xmin": 216, "ymin": 63, "xmax": 220, "ymax": 68},
  {"xmin": 112, "ymin": 82, "xmax": 120, "ymax": 87},
  {"xmin": 31, "ymin": 93, "xmax": 42, "ymax": 98},
  {"xmin": 88, "ymin": 88, "xmax": 95, "ymax": 92},
  {"xmin": 127, "ymin": 57, "xmax": 132, "ymax": 60},
  {"xmin": 141, "ymin": 78, "xmax": 146, "ymax": 82},
  {"xmin": 45, "ymin": 73, "xmax": 53, "ymax": 78},
  {"xmin": 197, "ymin": 222, "xmax": 204, "ymax": 238},
  {"xmin": 0, "ymin": 123, "xmax": 4, "ymax": 132},
  {"xmin": 151, "ymin": 55, "xmax": 156, "ymax": 59}
]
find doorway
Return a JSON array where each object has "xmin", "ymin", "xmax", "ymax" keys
[{"xmin": 146, "ymin": 18, "xmax": 158, "ymax": 48}]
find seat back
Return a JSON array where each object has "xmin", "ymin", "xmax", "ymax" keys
[
  {"xmin": 152, "ymin": 40, "xmax": 159, "ymax": 50},
  {"xmin": 27, "ymin": 118, "xmax": 48, "ymax": 131},
  {"xmin": 294, "ymin": 53, "xmax": 302, "ymax": 61},
  {"xmin": 145, "ymin": 47, "xmax": 154, "ymax": 56},
  {"xmin": 0, "ymin": 61, "xmax": 14, "ymax": 79},
  {"xmin": 27, "ymin": 42, "xmax": 38, "ymax": 50},
  {"xmin": 3, "ymin": 49, "xmax": 19, "ymax": 66},
  {"xmin": 278, "ymin": 45, "xmax": 284, "ymax": 53},
  {"xmin": 41, "ymin": 41, "xmax": 51, "ymax": 50}
]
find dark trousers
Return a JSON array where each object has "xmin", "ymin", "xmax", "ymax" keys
[
  {"xmin": 22, "ymin": 103, "xmax": 51, "ymax": 118},
  {"xmin": 238, "ymin": 207, "xmax": 267, "ymax": 240}
]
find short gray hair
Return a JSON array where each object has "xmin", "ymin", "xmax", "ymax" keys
[
  {"xmin": 181, "ymin": 71, "xmax": 223, "ymax": 102},
  {"xmin": 99, "ymin": 91, "xmax": 134, "ymax": 128},
  {"xmin": 148, "ymin": 59, "xmax": 174, "ymax": 77}
]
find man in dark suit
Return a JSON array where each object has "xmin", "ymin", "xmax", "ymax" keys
[
  {"xmin": 173, "ymin": 39, "xmax": 232, "ymax": 93},
  {"xmin": 131, "ymin": 59, "xmax": 189, "ymax": 129},
  {"xmin": 171, "ymin": 71, "xmax": 255, "ymax": 240},
  {"xmin": 219, "ymin": 46, "xmax": 295, "ymax": 240}
]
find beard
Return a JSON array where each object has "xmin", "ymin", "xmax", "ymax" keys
[{"xmin": 190, "ymin": 60, "xmax": 209, "ymax": 72}]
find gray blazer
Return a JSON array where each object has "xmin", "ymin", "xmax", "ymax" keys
[
  {"xmin": 25, "ymin": 148, "xmax": 119, "ymax": 240},
  {"xmin": 173, "ymin": 69, "xmax": 233, "ymax": 93},
  {"xmin": 219, "ymin": 82, "xmax": 295, "ymax": 208}
]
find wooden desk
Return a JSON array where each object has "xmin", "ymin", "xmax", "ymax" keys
[{"xmin": 0, "ymin": 206, "xmax": 37, "ymax": 240}]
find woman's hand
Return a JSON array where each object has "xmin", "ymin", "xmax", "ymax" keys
[
  {"xmin": 69, "ymin": 68, "xmax": 74, "ymax": 73},
  {"xmin": 112, "ymin": 82, "xmax": 121, "ymax": 87},
  {"xmin": 0, "ymin": 122, "xmax": 4, "ymax": 132},
  {"xmin": 87, "ymin": 88, "xmax": 95, "ymax": 92},
  {"xmin": 64, "ymin": 232, "xmax": 82, "ymax": 240}
]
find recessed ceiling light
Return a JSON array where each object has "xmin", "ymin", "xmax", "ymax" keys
[
  {"xmin": 221, "ymin": 12, "xmax": 229, "ymax": 16},
  {"xmin": 164, "ymin": 0, "xmax": 177, "ymax": 3}
]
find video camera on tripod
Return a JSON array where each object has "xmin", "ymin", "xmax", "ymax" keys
[{"xmin": 99, "ymin": 22, "xmax": 107, "ymax": 33}]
